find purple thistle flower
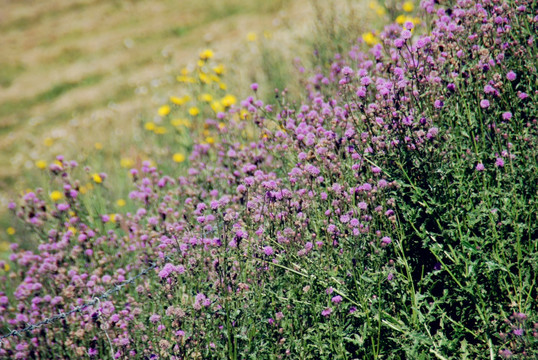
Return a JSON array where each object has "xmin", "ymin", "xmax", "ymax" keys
[
  {"xmin": 331, "ymin": 295, "xmax": 343, "ymax": 304},
  {"xmin": 401, "ymin": 30, "xmax": 412, "ymax": 40},
  {"xmin": 502, "ymin": 112, "xmax": 512, "ymax": 120},
  {"xmin": 149, "ymin": 314, "xmax": 161, "ymax": 323},
  {"xmin": 495, "ymin": 158, "xmax": 505, "ymax": 167},
  {"xmin": 263, "ymin": 246, "xmax": 274, "ymax": 256},
  {"xmin": 480, "ymin": 99, "xmax": 490, "ymax": 108},
  {"xmin": 321, "ymin": 308, "xmax": 332, "ymax": 317},
  {"xmin": 381, "ymin": 236, "xmax": 392, "ymax": 247},
  {"xmin": 506, "ymin": 71, "xmax": 517, "ymax": 81},
  {"xmin": 476, "ymin": 163, "xmax": 485, "ymax": 171},
  {"xmin": 88, "ymin": 348, "xmax": 98, "ymax": 356}
]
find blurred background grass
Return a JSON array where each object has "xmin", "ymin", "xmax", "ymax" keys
[{"xmin": 0, "ymin": 0, "xmax": 382, "ymax": 246}]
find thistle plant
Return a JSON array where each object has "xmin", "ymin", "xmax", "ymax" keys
[{"xmin": 1, "ymin": 0, "xmax": 537, "ymax": 359}]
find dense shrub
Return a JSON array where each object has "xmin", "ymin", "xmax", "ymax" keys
[{"xmin": 1, "ymin": 0, "xmax": 537, "ymax": 359}]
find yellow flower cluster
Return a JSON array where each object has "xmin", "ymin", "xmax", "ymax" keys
[
  {"xmin": 362, "ymin": 32, "xmax": 380, "ymax": 46},
  {"xmin": 50, "ymin": 191, "xmax": 63, "ymax": 202},
  {"xmin": 92, "ymin": 173, "xmax": 103, "ymax": 184},
  {"xmin": 35, "ymin": 160, "xmax": 47, "ymax": 169}
]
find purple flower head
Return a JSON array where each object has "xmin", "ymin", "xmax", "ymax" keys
[
  {"xmin": 506, "ymin": 71, "xmax": 517, "ymax": 81},
  {"xmin": 381, "ymin": 236, "xmax": 392, "ymax": 247},
  {"xmin": 57, "ymin": 203, "xmax": 70, "ymax": 211},
  {"xmin": 401, "ymin": 30, "xmax": 412, "ymax": 40},
  {"xmin": 502, "ymin": 112, "xmax": 512, "ymax": 120},
  {"xmin": 480, "ymin": 99, "xmax": 490, "ymax": 109},
  {"xmin": 495, "ymin": 158, "xmax": 505, "ymax": 167},
  {"xmin": 327, "ymin": 224, "xmax": 337, "ymax": 234},
  {"xmin": 476, "ymin": 163, "xmax": 485, "ymax": 171},
  {"xmin": 341, "ymin": 66, "xmax": 354, "ymax": 76},
  {"xmin": 263, "ymin": 246, "xmax": 274, "ymax": 256},
  {"xmin": 513, "ymin": 328, "xmax": 523, "ymax": 336},
  {"xmin": 331, "ymin": 295, "xmax": 343, "ymax": 304},
  {"xmin": 394, "ymin": 38, "xmax": 405, "ymax": 48},
  {"xmin": 88, "ymin": 348, "xmax": 98, "ymax": 356},
  {"xmin": 321, "ymin": 308, "xmax": 332, "ymax": 317},
  {"xmin": 149, "ymin": 314, "xmax": 161, "ymax": 323},
  {"xmin": 251, "ymin": 83, "xmax": 259, "ymax": 91}
]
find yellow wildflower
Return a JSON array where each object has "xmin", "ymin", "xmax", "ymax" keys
[
  {"xmin": 50, "ymin": 191, "xmax": 63, "ymax": 202},
  {"xmin": 403, "ymin": 1, "xmax": 414, "ymax": 12},
  {"xmin": 199, "ymin": 73, "xmax": 210, "ymax": 84},
  {"xmin": 199, "ymin": 93, "xmax": 213, "ymax": 102},
  {"xmin": 145, "ymin": 122, "xmax": 156, "ymax": 131},
  {"xmin": 44, "ymin": 137, "xmax": 54, "ymax": 147},
  {"xmin": 154, "ymin": 126, "xmax": 167, "ymax": 135},
  {"xmin": 158, "ymin": 105, "xmax": 171, "ymax": 116},
  {"xmin": 0, "ymin": 241, "xmax": 10, "ymax": 252},
  {"xmin": 219, "ymin": 82, "xmax": 227, "ymax": 90},
  {"xmin": 79, "ymin": 185, "xmax": 87, "ymax": 194},
  {"xmin": 117, "ymin": 199, "xmax": 126, "ymax": 207},
  {"xmin": 211, "ymin": 101, "xmax": 224, "ymax": 113},
  {"xmin": 95, "ymin": 142, "xmax": 103, "ymax": 150},
  {"xmin": 109, "ymin": 214, "xmax": 116, "ymax": 223},
  {"xmin": 120, "ymin": 158, "xmax": 134, "ymax": 168},
  {"xmin": 180, "ymin": 67, "xmax": 190, "ymax": 75},
  {"xmin": 35, "ymin": 160, "xmax": 47, "ymax": 169},
  {"xmin": 213, "ymin": 64, "xmax": 225, "ymax": 75},
  {"xmin": 173, "ymin": 153, "xmax": 186, "ymax": 163},
  {"xmin": 7, "ymin": 227, "xmax": 15, "ymax": 235},
  {"xmin": 170, "ymin": 96, "xmax": 185, "ymax": 105},
  {"xmin": 3, "ymin": 263, "xmax": 9, "ymax": 271},
  {"xmin": 263, "ymin": 30, "xmax": 272, "ymax": 39},
  {"xmin": 176, "ymin": 75, "xmax": 195, "ymax": 83},
  {"xmin": 92, "ymin": 173, "xmax": 103, "ymax": 184},
  {"xmin": 199, "ymin": 49, "xmax": 214, "ymax": 60},
  {"xmin": 189, "ymin": 107, "xmax": 200, "ymax": 116},
  {"xmin": 205, "ymin": 136, "xmax": 215, "ymax": 144},
  {"xmin": 68, "ymin": 226, "xmax": 77, "ymax": 234},
  {"xmin": 247, "ymin": 32, "xmax": 257, "ymax": 42},
  {"xmin": 240, "ymin": 109, "xmax": 250, "ymax": 120},
  {"xmin": 221, "ymin": 94, "xmax": 237, "ymax": 108},
  {"xmin": 362, "ymin": 32, "xmax": 379, "ymax": 46}
]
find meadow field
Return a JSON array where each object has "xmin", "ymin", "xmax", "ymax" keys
[{"xmin": 1, "ymin": 0, "xmax": 537, "ymax": 359}]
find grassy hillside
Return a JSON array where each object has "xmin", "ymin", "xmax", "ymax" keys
[{"xmin": 0, "ymin": 0, "xmax": 306, "ymax": 240}]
